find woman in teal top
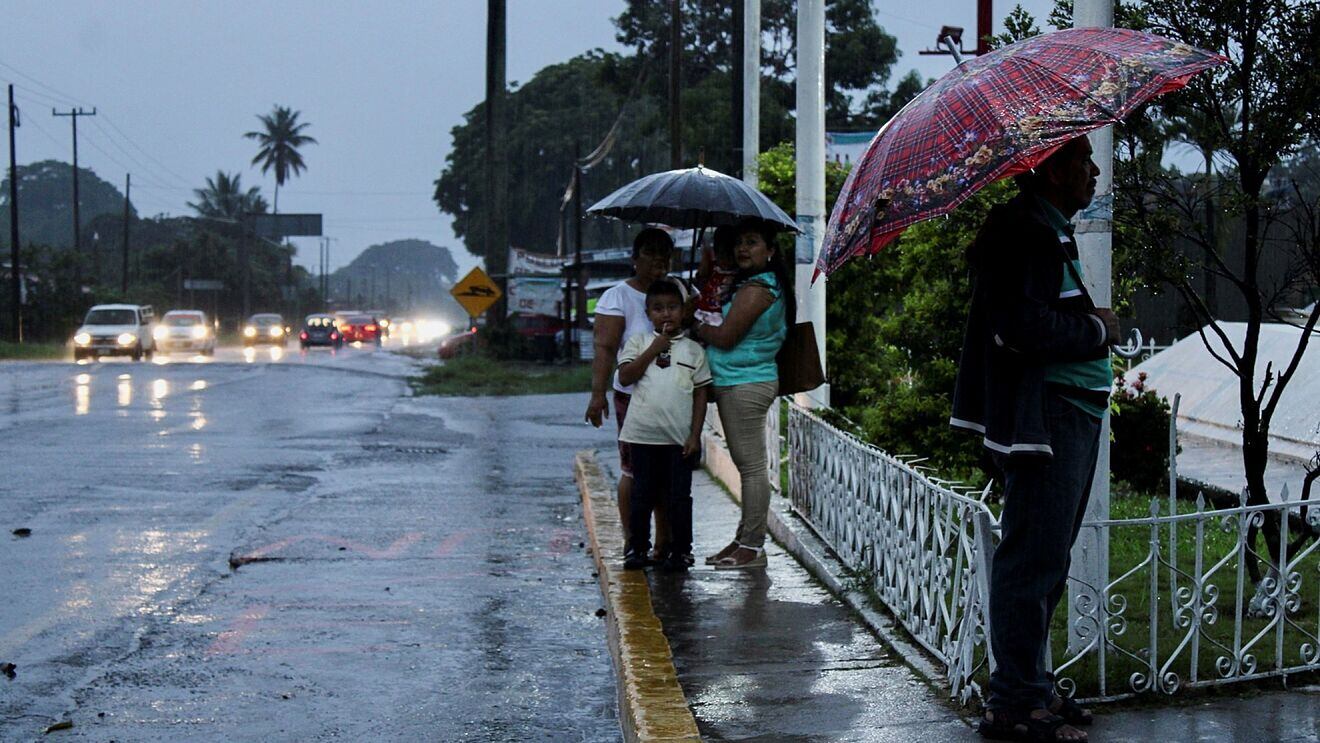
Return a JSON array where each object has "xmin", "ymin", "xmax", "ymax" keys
[{"xmin": 692, "ymin": 220, "xmax": 791, "ymax": 569}]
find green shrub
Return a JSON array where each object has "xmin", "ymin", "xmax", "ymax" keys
[{"xmin": 1110, "ymin": 370, "xmax": 1175, "ymax": 492}]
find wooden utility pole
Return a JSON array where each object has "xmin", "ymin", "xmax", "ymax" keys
[
  {"xmin": 7, "ymin": 85, "xmax": 21, "ymax": 342},
  {"xmin": 121, "ymin": 173, "xmax": 131, "ymax": 294},
  {"xmin": 53, "ymin": 107, "xmax": 95, "ymax": 288},
  {"xmin": 485, "ymin": 0, "xmax": 509, "ymax": 322},
  {"xmin": 669, "ymin": 0, "xmax": 682, "ymax": 169}
]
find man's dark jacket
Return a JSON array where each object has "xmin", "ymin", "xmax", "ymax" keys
[{"xmin": 950, "ymin": 193, "xmax": 1109, "ymax": 458}]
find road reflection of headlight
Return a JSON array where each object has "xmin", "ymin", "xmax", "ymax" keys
[
  {"xmin": 153, "ymin": 326, "xmax": 168, "ymax": 341},
  {"xmin": 192, "ymin": 326, "xmax": 208, "ymax": 339},
  {"xmin": 190, "ymin": 380, "xmax": 207, "ymax": 391},
  {"xmin": 269, "ymin": 346, "xmax": 284, "ymax": 362},
  {"xmin": 118, "ymin": 379, "xmax": 132, "ymax": 406},
  {"xmin": 75, "ymin": 373, "xmax": 90, "ymax": 385},
  {"xmin": 152, "ymin": 379, "xmax": 169, "ymax": 400},
  {"xmin": 118, "ymin": 333, "xmax": 137, "ymax": 346},
  {"xmin": 243, "ymin": 326, "xmax": 257, "ymax": 338},
  {"xmin": 243, "ymin": 347, "xmax": 257, "ymax": 363},
  {"xmin": 74, "ymin": 332, "xmax": 91, "ymax": 346},
  {"xmin": 75, "ymin": 385, "xmax": 90, "ymax": 415}
]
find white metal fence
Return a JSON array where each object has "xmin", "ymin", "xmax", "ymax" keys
[{"xmin": 784, "ymin": 401, "xmax": 1320, "ymax": 704}]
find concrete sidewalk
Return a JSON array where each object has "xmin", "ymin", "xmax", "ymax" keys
[
  {"xmin": 648, "ymin": 470, "xmax": 972, "ymax": 742},
  {"xmin": 581, "ymin": 447, "xmax": 1320, "ymax": 742}
]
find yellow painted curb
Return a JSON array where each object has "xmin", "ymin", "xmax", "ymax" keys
[{"xmin": 575, "ymin": 451, "xmax": 702, "ymax": 743}]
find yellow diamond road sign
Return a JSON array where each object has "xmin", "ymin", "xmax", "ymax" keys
[{"xmin": 450, "ymin": 267, "xmax": 502, "ymax": 317}]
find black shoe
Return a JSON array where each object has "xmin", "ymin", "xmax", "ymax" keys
[
  {"xmin": 681, "ymin": 553, "xmax": 695, "ymax": 567},
  {"xmin": 660, "ymin": 554, "xmax": 689, "ymax": 573},
  {"xmin": 623, "ymin": 551, "xmax": 649, "ymax": 570}
]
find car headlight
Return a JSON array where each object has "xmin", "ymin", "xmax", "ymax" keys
[
  {"xmin": 379, "ymin": 319, "xmax": 390, "ymax": 328},
  {"xmin": 117, "ymin": 333, "xmax": 137, "ymax": 346},
  {"xmin": 74, "ymin": 332, "xmax": 91, "ymax": 346},
  {"xmin": 243, "ymin": 326, "xmax": 257, "ymax": 338},
  {"xmin": 269, "ymin": 326, "xmax": 284, "ymax": 337},
  {"xmin": 192, "ymin": 326, "xmax": 208, "ymax": 340},
  {"xmin": 153, "ymin": 326, "xmax": 168, "ymax": 341}
]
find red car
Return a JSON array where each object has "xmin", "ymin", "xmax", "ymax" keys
[
  {"xmin": 339, "ymin": 315, "xmax": 382, "ymax": 345},
  {"xmin": 437, "ymin": 329, "xmax": 480, "ymax": 359}
]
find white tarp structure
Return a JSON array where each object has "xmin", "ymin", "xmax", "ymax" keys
[{"xmin": 1132, "ymin": 322, "xmax": 1320, "ymax": 462}]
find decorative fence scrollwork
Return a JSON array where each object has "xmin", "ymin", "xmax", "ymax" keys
[{"xmin": 785, "ymin": 401, "xmax": 1320, "ymax": 704}]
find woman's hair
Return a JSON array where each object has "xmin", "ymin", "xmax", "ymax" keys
[
  {"xmin": 632, "ymin": 227, "xmax": 674, "ymax": 258},
  {"xmin": 733, "ymin": 219, "xmax": 796, "ymax": 326}
]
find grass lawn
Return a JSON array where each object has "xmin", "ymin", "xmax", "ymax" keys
[
  {"xmin": 412, "ymin": 355, "xmax": 593, "ymax": 397},
  {"xmin": 0, "ymin": 340, "xmax": 68, "ymax": 360}
]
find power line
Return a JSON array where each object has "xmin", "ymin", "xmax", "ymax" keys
[
  {"xmin": 98, "ymin": 113, "xmax": 194, "ymax": 188},
  {"xmin": 0, "ymin": 60, "xmax": 85, "ymax": 107},
  {"xmin": 87, "ymin": 117, "xmax": 188, "ymax": 189}
]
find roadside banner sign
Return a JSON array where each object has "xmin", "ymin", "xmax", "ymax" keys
[
  {"xmin": 450, "ymin": 267, "xmax": 502, "ymax": 317},
  {"xmin": 507, "ymin": 277, "xmax": 561, "ymax": 316}
]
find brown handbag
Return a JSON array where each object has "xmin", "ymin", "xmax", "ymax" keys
[{"xmin": 776, "ymin": 321, "xmax": 825, "ymax": 395}]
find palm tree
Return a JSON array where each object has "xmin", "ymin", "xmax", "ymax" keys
[
  {"xmin": 188, "ymin": 170, "xmax": 269, "ymax": 221},
  {"xmin": 244, "ymin": 105, "xmax": 317, "ymax": 214}
]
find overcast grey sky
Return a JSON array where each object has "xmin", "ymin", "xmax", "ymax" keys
[{"xmin": 0, "ymin": 0, "xmax": 1056, "ymax": 275}]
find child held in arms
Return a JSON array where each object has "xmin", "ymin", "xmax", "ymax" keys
[
  {"xmin": 616, "ymin": 278, "xmax": 712, "ymax": 572},
  {"xmin": 694, "ymin": 225, "xmax": 739, "ymax": 327}
]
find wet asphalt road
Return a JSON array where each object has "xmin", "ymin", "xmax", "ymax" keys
[{"xmin": 0, "ymin": 345, "xmax": 619, "ymax": 741}]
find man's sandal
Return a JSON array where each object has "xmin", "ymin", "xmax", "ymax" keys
[
  {"xmin": 713, "ymin": 544, "xmax": 766, "ymax": 570},
  {"xmin": 978, "ymin": 709, "xmax": 1086, "ymax": 742},
  {"xmin": 705, "ymin": 541, "xmax": 739, "ymax": 565},
  {"xmin": 1050, "ymin": 696, "xmax": 1093, "ymax": 727}
]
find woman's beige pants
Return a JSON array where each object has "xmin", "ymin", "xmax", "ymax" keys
[{"xmin": 713, "ymin": 380, "xmax": 778, "ymax": 549}]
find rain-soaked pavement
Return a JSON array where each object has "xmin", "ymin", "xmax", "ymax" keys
[{"xmin": 0, "ymin": 345, "xmax": 619, "ymax": 740}]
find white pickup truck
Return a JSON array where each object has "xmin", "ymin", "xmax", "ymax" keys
[{"xmin": 72, "ymin": 304, "xmax": 157, "ymax": 361}]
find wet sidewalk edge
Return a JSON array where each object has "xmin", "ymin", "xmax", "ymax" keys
[
  {"xmin": 574, "ymin": 451, "xmax": 702, "ymax": 743},
  {"xmin": 700, "ymin": 429, "xmax": 961, "ymax": 708}
]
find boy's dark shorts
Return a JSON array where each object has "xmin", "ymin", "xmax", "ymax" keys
[{"xmin": 613, "ymin": 390, "xmax": 633, "ymax": 478}]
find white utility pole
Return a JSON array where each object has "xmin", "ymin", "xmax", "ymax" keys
[
  {"xmin": 795, "ymin": 0, "xmax": 828, "ymax": 407},
  {"xmin": 1068, "ymin": 0, "xmax": 1114, "ymax": 654},
  {"xmin": 742, "ymin": 0, "xmax": 761, "ymax": 187}
]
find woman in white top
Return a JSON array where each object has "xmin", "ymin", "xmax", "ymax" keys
[{"xmin": 585, "ymin": 228, "xmax": 676, "ymax": 551}]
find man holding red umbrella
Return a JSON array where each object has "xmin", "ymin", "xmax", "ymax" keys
[{"xmin": 951, "ymin": 134, "xmax": 1120, "ymax": 742}]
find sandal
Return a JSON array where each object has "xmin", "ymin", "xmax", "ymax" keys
[
  {"xmin": 1049, "ymin": 696, "xmax": 1093, "ymax": 727},
  {"xmin": 714, "ymin": 544, "xmax": 766, "ymax": 570},
  {"xmin": 978, "ymin": 709, "xmax": 1086, "ymax": 742},
  {"xmin": 705, "ymin": 541, "xmax": 739, "ymax": 565}
]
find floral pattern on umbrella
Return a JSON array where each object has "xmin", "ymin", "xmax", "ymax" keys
[{"xmin": 817, "ymin": 28, "xmax": 1226, "ymax": 278}]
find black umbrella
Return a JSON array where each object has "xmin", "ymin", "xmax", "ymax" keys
[{"xmin": 586, "ymin": 166, "xmax": 798, "ymax": 232}]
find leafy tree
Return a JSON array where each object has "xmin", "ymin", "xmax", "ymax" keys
[
  {"xmin": 1043, "ymin": 0, "xmax": 1320, "ymax": 581},
  {"xmin": 0, "ymin": 160, "xmax": 131, "ymax": 251},
  {"xmin": 244, "ymin": 105, "xmax": 317, "ymax": 214},
  {"xmin": 188, "ymin": 171, "xmax": 269, "ymax": 222},
  {"xmin": 755, "ymin": 139, "xmax": 995, "ymax": 479},
  {"xmin": 437, "ymin": 1, "xmax": 917, "ymax": 264}
]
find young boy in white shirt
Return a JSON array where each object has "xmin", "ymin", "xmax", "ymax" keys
[{"xmin": 616, "ymin": 279, "xmax": 712, "ymax": 572}]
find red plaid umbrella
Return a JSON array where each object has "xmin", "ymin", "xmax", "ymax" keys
[{"xmin": 816, "ymin": 28, "xmax": 1225, "ymax": 278}]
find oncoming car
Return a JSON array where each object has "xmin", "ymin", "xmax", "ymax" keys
[
  {"xmin": 153, "ymin": 310, "xmax": 215, "ymax": 355},
  {"xmin": 72, "ymin": 304, "xmax": 156, "ymax": 362},
  {"xmin": 243, "ymin": 313, "xmax": 289, "ymax": 347},
  {"xmin": 299, "ymin": 314, "xmax": 343, "ymax": 349}
]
